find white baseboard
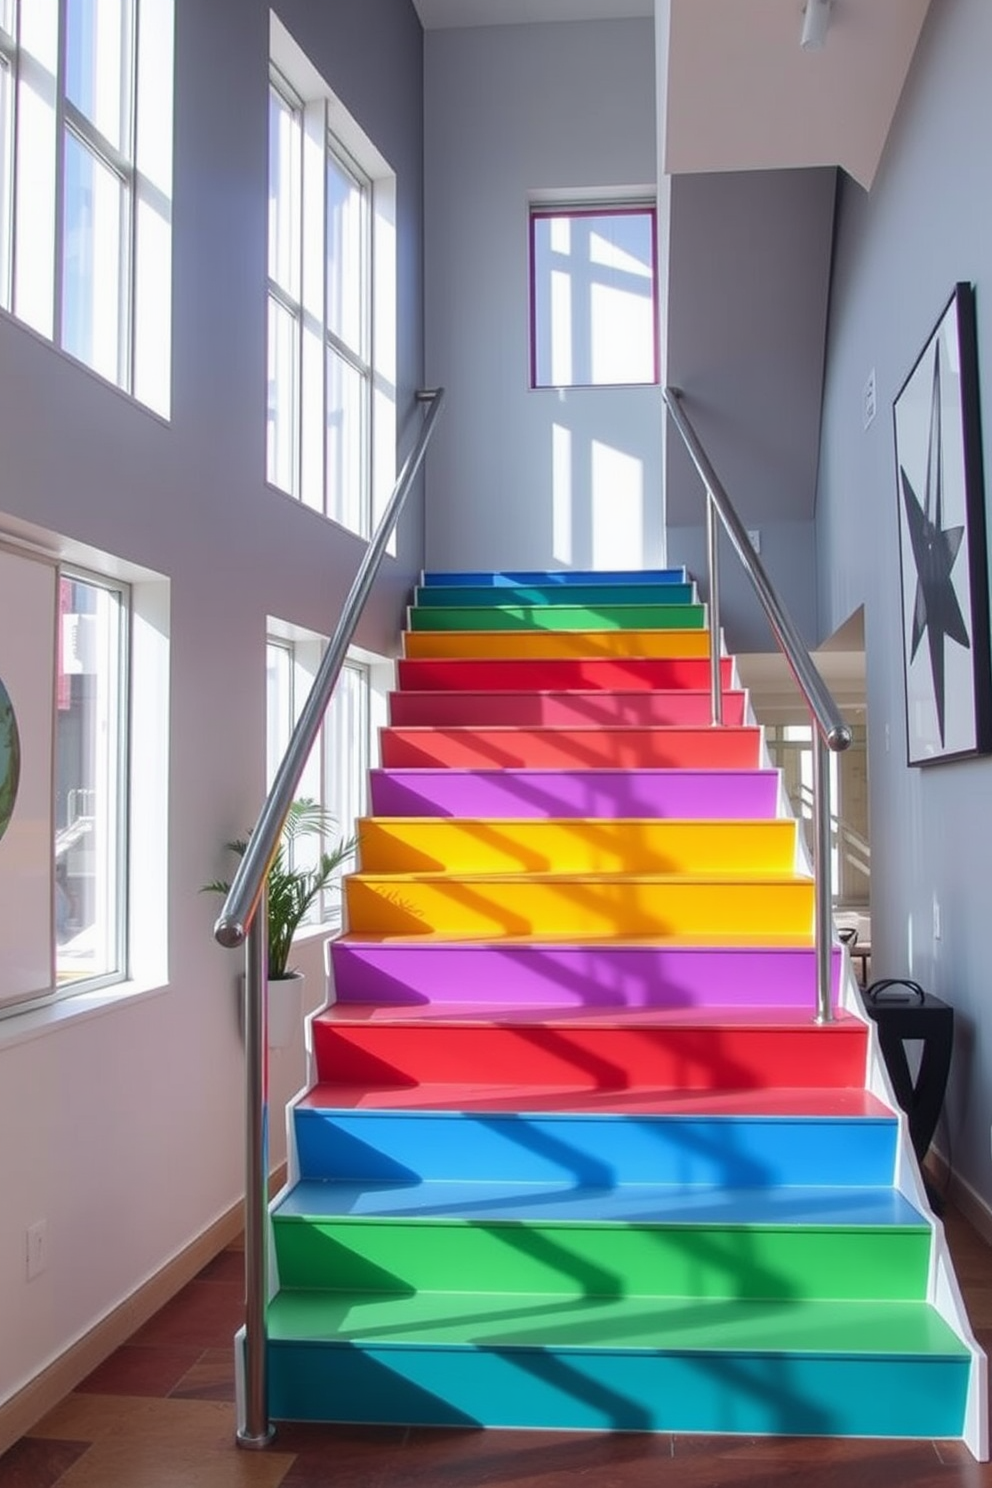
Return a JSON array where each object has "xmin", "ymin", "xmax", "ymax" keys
[
  {"xmin": 0, "ymin": 1164, "xmax": 286, "ymax": 1458},
  {"xmin": 928, "ymin": 1150, "xmax": 992, "ymax": 1246}
]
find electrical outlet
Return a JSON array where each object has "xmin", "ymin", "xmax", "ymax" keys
[
  {"xmin": 746, "ymin": 529, "xmax": 761, "ymax": 554},
  {"xmin": 26, "ymin": 1220, "xmax": 47, "ymax": 1281}
]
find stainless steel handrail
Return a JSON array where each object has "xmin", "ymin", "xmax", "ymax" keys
[
  {"xmin": 663, "ymin": 387, "xmax": 851, "ymax": 1027},
  {"xmin": 217, "ymin": 387, "xmax": 444, "ymax": 1448}
]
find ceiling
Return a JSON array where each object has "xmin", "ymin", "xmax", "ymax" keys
[{"xmin": 413, "ymin": 0, "xmax": 934, "ymax": 190}]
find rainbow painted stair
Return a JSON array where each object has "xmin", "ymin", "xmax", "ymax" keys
[{"xmin": 265, "ymin": 568, "xmax": 985, "ymax": 1449}]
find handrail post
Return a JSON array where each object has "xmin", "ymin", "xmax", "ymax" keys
[
  {"xmin": 238, "ymin": 902, "xmax": 274, "ymax": 1447},
  {"xmin": 663, "ymin": 386, "xmax": 850, "ymax": 1027},
  {"xmin": 220, "ymin": 389, "xmax": 445, "ymax": 1451},
  {"xmin": 812, "ymin": 728, "xmax": 835, "ymax": 1025},
  {"xmin": 706, "ymin": 493, "xmax": 723, "ymax": 728}
]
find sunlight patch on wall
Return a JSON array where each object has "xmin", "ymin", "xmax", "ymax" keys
[
  {"xmin": 552, "ymin": 421, "xmax": 572, "ymax": 566},
  {"xmin": 591, "ymin": 440, "xmax": 643, "ymax": 569}
]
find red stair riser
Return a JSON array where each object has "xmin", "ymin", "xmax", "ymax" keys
[
  {"xmin": 397, "ymin": 657, "xmax": 736, "ymax": 692},
  {"xmin": 312, "ymin": 1019, "xmax": 868, "ymax": 1092},
  {"xmin": 388, "ymin": 690, "xmax": 748, "ymax": 727},
  {"xmin": 380, "ymin": 726, "xmax": 762, "ymax": 770}
]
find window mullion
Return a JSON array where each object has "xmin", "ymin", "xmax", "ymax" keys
[
  {"xmin": 267, "ymin": 277, "xmax": 301, "ymax": 322},
  {"xmin": 63, "ymin": 100, "xmax": 132, "ymax": 183},
  {"xmin": 124, "ymin": 0, "xmax": 138, "ymax": 391},
  {"xmin": 51, "ymin": 0, "xmax": 66, "ymax": 353},
  {"xmin": 325, "ymin": 328, "xmax": 369, "ymax": 381}
]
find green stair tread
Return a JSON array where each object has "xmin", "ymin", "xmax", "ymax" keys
[{"xmin": 267, "ymin": 1290, "xmax": 969, "ymax": 1358}]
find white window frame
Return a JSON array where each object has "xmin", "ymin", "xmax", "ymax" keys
[
  {"xmin": 266, "ymin": 15, "xmax": 396, "ymax": 541},
  {"xmin": 0, "ymin": 0, "xmax": 174, "ymax": 414},
  {"xmin": 0, "ymin": 0, "xmax": 15, "ymax": 311},
  {"xmin": 54, "ymin": 565, "xmax": 130, "ymax": 993},
  {"xmin": 266, "ymin": 626, "xmax": 374, "ymax": 927}
]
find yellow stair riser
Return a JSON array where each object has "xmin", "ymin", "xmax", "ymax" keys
[
  {"xmin": 344, "ymin": 876, "xmax": 814, "ymax": 938},
  {"xmin": 357, "ymin": 819, "xmax": 798, "ymax": 876},
  {"xmin": 402, "ymin": 629, "xmax": 711, "ymax": 660}
]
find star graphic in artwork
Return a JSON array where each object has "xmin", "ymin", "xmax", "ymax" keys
[{"xmin": 900, "ymin": 339, "xmax": 970, "ymax": 746}]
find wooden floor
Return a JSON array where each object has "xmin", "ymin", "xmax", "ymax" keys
[{"xmin": 2, "ymin": 1204, "xmax": 991, "ymax": 1487}]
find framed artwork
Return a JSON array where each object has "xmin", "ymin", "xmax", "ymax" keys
[{"xmin": 893, "ymin": 282, "xmax": 992, "ymax": 765}]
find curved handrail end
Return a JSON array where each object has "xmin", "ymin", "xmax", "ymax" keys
[
  {"xmin": 214, "ymin": 915, "xmax": 247, "ymax": 950},
  {"xmin": 827, "ymin": 723, "xmax": 854, "ymax": 753}
]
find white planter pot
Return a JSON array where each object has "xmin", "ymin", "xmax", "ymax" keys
[
  {"xmin": 239, "ymin": 971, "xmax": 304, "ymax": 1049},
  {"xmin": 266, "ymin": 972, "xmax": 304, "ymax": 1049}
]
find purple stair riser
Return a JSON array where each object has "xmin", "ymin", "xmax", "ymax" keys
[
  {"xmin": 369, "ymin": 768, "xmax": 779, "ymax": 821},
  {"xmin": 330, "ymin": 943, "xmax": 842, "ymax": 1010}
]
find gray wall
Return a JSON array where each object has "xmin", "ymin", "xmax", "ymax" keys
[
  {"xmin": 423, "ymin": 19, "xmax": 663, "ymax": 574},
  {"xmin": 817, "ymin": 0, "xmax": 992, "ymax": 1207},
  {"xmin": 665, "ymin": 167, "xmax": 836, "ymax": 652},
  {"xmin": 0, "ymin": 0, "xmax": 423, "ymax": 1415}
]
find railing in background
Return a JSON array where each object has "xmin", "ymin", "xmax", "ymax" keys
[
  {"xmin": 213, "ymin": 388, "xmax": 445, "ymax": 1449},
  {"xmin": 662, "ymin": 388, "xmax": 852, "ymax": 1027}
]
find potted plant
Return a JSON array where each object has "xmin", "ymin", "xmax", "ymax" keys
[{"xmin": 204, "ymin": 797, "xmax": 357, "ymax": 1046}]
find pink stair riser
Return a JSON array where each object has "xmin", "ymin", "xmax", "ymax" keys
[
  {"xmin": 368, "ymin": 768, "xmax": 780, "ymax": 820},
  {"xmin": 388, "ymin": 690, "xmax": 748, "ymax": 728},
  {"xmin": 380, "ymin": 725, "xmax": 761, "ymax": 770},
  {"xmin": 330, "ymin": 941, "xmax": 843, "ymax": 1011}
]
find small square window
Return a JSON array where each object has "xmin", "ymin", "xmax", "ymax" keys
[{"xmin": 530, "ymin": 205, "xmax": 659, "ymax": 390}]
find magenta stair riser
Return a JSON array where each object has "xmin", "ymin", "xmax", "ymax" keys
[
  {"xmin": 369, "ymin": 768, "xmax": 780, "ymax": 820},
  {"xmin": 397, "ymin": 656, "xmax": 736, "ymax": 692},
  {"xmin": 388, "ymin": 691, "xmax": 748, "ymax": 728},
  {"xmin": 330, "ymin": 943, "xmax": 843, "ymax": 1010}
]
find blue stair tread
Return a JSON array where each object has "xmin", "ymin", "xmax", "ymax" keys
[
  {"xmin": 422, "ymin": 569, "xmax": 688, "ymax": 587},
  {"xmin": 297, "ymin": 1083, "xmax": 895, "ymax": 1117},
  {"xmin": 267, "ymin": 1290, "xmax": 968, "ymax": 1357},
  {"xmin": 274, "ymin": 1179, "xmax": 926, "ymax": 1228}
]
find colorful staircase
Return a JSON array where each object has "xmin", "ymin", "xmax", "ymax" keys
[{"xmin": 263, "ymin": 568, "xmax": 983, "ymax": 1447}]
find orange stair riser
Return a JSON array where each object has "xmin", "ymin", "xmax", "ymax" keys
[
  {"xmin": 344, "ymin": 876, "xmax": 815, "ymax": 937},
  {"xmin": 356, "ymin": 819, "xmax": 797, "ymax": 875},
  {"xmin": 403, "ymin": 630, "xmax": 711, "ymax": 660}
]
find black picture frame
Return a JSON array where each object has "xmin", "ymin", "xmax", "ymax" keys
[{"xmin": 893, "ymin": 282, "xmax": 992, "ymax": 766}]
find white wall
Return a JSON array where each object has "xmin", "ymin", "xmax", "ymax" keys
[
  {"xmin": 663, "ymin": 167, "xmax": 836, "ymax": 652},
  {"xmin": 423, "ymin": 19, "xmax": 663, "ymax": 573},
  {"xmin": 0, "ymin": 0, "xmax": 424, "ymax": 1412},
  {"xmin": 817, "ymin": 0, "xmax": 992, "ymax": 1205}
]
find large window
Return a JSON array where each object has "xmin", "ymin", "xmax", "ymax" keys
[
  {"xmin": 266, "ymin": 22, "xmax": 395, "ymax": 539},
  {"xmin": 0, "ymin": 0, "xmax": 173, "ymax": 413},
  {"xmin": 55, "ymin": 571, "xmax": 129, "ymax": 987},
  {"xmin": 266, "ymin": 633, "xmax": 371, "ymax": 925},
  {"xmin": 530, "ymin": 204, "xmax": 659, "ymax": 390}
]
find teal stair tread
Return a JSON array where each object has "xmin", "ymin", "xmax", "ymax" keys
[
  {"xmin": 273, "ymin": 1178, "xmax": 927, "ymax": 1228},
  {"xmin": 296, "ymin": 1083, "xmax": 895, "ymax": 1117},
  {"xmin": 267, "ymin": 1290, "xmax": 968, "ymax": 1358},
  {"xmin": 317, "ymin": 1003, "xmax": 863, "ymax": 1031}
]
